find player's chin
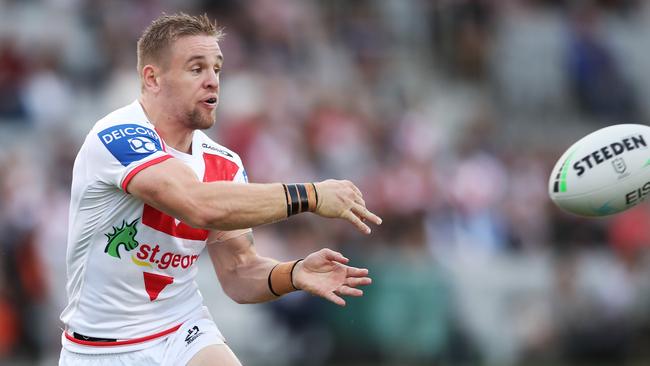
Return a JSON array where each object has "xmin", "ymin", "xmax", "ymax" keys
[
  {"xmin": 189, "ymin": 109, "xmax": 216, "ymax": 130},
  {"xmin": 198, "ymin": 115, "xmax": 216, "ymax": 130},
  {"xmin": 202, "ymin": 103, "xmax": 217, "ymax": 118}
]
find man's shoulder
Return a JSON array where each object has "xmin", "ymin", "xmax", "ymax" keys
[
  {"xmin": 195, "ymin": 131, "xmax": 241, "ymax": 163},
  {"xmin": 196, "ymin": 132, "xmax": 246, "ymax": 182},
  {"xmin": 91, "ymin": 100, "xmax": 151, "ymax": 133},
  {"xmin": 80, "ymin": 100, "xmax": 163, "ymax": 166}
]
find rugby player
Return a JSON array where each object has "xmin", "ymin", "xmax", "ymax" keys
[{"xmin": 59, "ymin": 13, "xmax": 381, "ymax": 366}]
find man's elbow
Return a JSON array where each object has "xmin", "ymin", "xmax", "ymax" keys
[
  {"xmin": 223, "ymin": 287, "xmax": 256, "ymax": 305},
  {"xmin": 231, "ymin": 296, "xmax": 255, "ymax": 305},
  {"xmin": 183, "ymin": 202, "xmax": 231, "ymax": 230},
  {"xmin": 220, "ymin": 272, "xmax": 262, "ymax": 304}
]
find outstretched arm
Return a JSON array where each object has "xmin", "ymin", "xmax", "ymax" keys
[
  {"xmin": 208, "ymin": 232, "xmax": 371, "ymax": 306},
  {"xmin": 127, "ymin": 157, "xmax": 381, "ymax": 233}
]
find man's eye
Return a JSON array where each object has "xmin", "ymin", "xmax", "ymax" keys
[{"xmin": 191, "ymin": 68, "xmax": 201, "ymax": 74}]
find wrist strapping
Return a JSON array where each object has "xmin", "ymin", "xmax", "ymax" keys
[
  {"xmin": 282, "ymin": 183, "xmax": 318, "ymax": 217},
  {"xmin": 268, "ymin": 259, "xmax": 303, "ymax": 296}
]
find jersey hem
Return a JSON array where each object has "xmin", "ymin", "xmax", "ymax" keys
[{"xmin": 64, "ymin": 323, "xmax": 181, "ymax": 347}]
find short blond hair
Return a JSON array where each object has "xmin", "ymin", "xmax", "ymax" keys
[{"xmin": 137, "ymin": 13, "xmax": 223, "ymax": 73}]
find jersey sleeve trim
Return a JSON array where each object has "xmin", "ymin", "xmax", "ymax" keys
[{"xmin": 121, "ymin": 155, "xmax": 173, "ymax": 193}]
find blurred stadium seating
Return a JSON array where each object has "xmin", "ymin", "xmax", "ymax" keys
[{"xmin": 2, "ymin": 0, "xmax": 650, "ymax": 365}]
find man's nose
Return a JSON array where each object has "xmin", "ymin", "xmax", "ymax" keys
[{"xmin": 204, "ymin": 70, "xmax": 219, "ymax": 90}]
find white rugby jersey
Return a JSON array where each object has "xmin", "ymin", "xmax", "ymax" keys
[{"xmin": 60, "ymin": 100, "xmax": 248, "ymax": 353}]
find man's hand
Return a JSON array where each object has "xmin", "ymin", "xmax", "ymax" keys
[
  {"xmin": 313, "ymin": 180, "xmax": 382, "ymax": 234},
  {"xmin": 292, "ymin": 248, "xmax": 372, "ymax": 306}
]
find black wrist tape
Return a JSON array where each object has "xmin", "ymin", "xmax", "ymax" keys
[
  {"xmin": 282, "ymin": 184, "xmax": 291, "ymax": 218},
  {"xmin": 284, "ymin": 183, "xmax": 317, "ymax": 216},
  {"xmin": 311, "ymin": 183, "xmax": 319, "ymax": 210},
  {"xmin": 296, "ymin": 184, "xmax": 308, "ymax": 213},
  {"xmin": 287, "ymin": 184, "xmax": 300, "ymax": 216}
]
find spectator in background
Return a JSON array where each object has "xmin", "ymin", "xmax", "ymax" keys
[
  {"xmin": 0, "ymin": 39, "xmax": 27, "ymax": 120},
  {"xmin": 1, "ymin": 0, "xmax": 650, "ymax": 365},
  {"xmin": 567, "ymin": 2, "xmax": 639, "ymax": 122}
]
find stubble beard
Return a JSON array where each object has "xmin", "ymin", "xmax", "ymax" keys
[{"xmin": 186, "ymin": 107, "xmax": 216, "ymax": 130}]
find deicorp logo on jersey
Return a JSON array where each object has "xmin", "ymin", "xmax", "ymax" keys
[{"xmin": 98, "ymin": 124, "xmax": 163, "ymax": 167}]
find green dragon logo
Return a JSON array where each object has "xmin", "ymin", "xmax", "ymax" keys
[{"xmin": 104, "ymin": 219, "xmax": 140, "ymax": 259}]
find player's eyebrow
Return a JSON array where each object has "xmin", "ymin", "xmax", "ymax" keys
[{"xmin": 185, "ymin": 54, "xmax": 224, "ymax": 66}]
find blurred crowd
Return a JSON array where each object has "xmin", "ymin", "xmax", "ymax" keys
[{"xmin": 2, "ymin": 0, "xmax": 650, "ymax": 365}]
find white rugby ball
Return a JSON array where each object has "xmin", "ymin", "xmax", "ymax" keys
[{"xmin": 548, "ymin": 124, "xmax": 650, "ymax": 216}]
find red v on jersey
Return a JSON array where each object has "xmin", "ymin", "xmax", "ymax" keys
[
  {"xmin": 143, "ymin": 272, "xmax": 174, "ymax": 301},
  {"xmin": 141, "ymin": 153, "xmax": 240, "ymax": 240},
  {"xmin": 142, "ymin": 204, "xmax": 209, "ymax": 240},
  {"xmin": 202, "ymin": 152, "xmax": 240, "ymax": 182}
]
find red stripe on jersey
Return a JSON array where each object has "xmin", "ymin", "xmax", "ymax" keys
[
  {"xmin": 64, "ymin": 323, "xmax": 181, "ymax": 347},
  {"xmin": 142, "ymin": 204, "xmax": 209, "ymax": 241},
  {"xmin": 202, "ymin": 153, "xmax": 240, "ymax": 182},
  {"xmin": 121, "ymin": 155, "xmax": 173, "ymax": 193},
  {"xmin": 139, "ymin": 151, "xmax": 240, "ymax": 240}
]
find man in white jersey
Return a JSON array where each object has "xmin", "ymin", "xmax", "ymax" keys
[{"xmin": 59, "ymin": 13, "xmax": 382, "ymax": 366}]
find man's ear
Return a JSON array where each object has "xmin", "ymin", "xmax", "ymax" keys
[{"xmin": 141, "ymin": 64, "xmax": 161, "ymax": 93}]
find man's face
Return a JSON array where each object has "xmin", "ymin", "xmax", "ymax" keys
[{"xmin": 159, "ymin": 35, "xmax": 223, "ymax": 130}]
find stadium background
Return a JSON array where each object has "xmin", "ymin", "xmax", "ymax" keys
[{"xmin": 2, "ymin": 0, "xmax": 650, "ymax": 365}]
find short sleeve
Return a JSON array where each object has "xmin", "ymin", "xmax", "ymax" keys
[{"xmin": 84, "ymin": 123, "xmax": 172, "ymax": 191}]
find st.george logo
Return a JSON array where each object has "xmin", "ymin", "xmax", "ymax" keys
[{"xmin": 104, "ymin": 219, "xmax": 140, "ymax": 258}]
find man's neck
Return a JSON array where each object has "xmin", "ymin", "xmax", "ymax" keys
[{"xmin": 139, "ymin": 97, "xmax": 193, "ymax": 154}]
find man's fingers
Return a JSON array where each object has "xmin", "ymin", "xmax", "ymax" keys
[
  {"xmin": 323, "ymin": 291, "xmax": 346, "ymax": 306},
  {"xmin": 350, "ymin": 204, "xmax": 382, "ymax": 226},
  {"xmin": 322, "ymin": 248, "xmax": 349, "ymax": 264},
  {"xmin": 345, "ymin": 266, "xmax": 369, "ymax": 277},
  {"xmin": 335, "ymin": 286, "xmax": 363, "ymax": 297},
  {"xmin": 345, "ymin": 277, "xmax": 372, "ymax": 288},
  {"xmin": 342, "ymin": 210, "xmax": 371, "ymax": 234}
]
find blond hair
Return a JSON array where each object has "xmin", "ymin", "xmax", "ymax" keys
[{"xmin": 137, "ymin": 13, "xmax": 223, "ymax": 73}]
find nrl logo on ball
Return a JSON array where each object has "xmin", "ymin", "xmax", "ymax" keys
[{"xmin": 612, "ymin": 157, "xmax": 627, "ymax": 177}]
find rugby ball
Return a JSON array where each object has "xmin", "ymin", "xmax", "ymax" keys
[{"xmin": 548, "ymin": 124, "xmax": 650, "ymax": 216}]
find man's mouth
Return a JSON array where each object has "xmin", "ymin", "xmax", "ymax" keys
[{"xmin": 202, "ymin": 97, "xmax": 218, "ymax": 108}]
